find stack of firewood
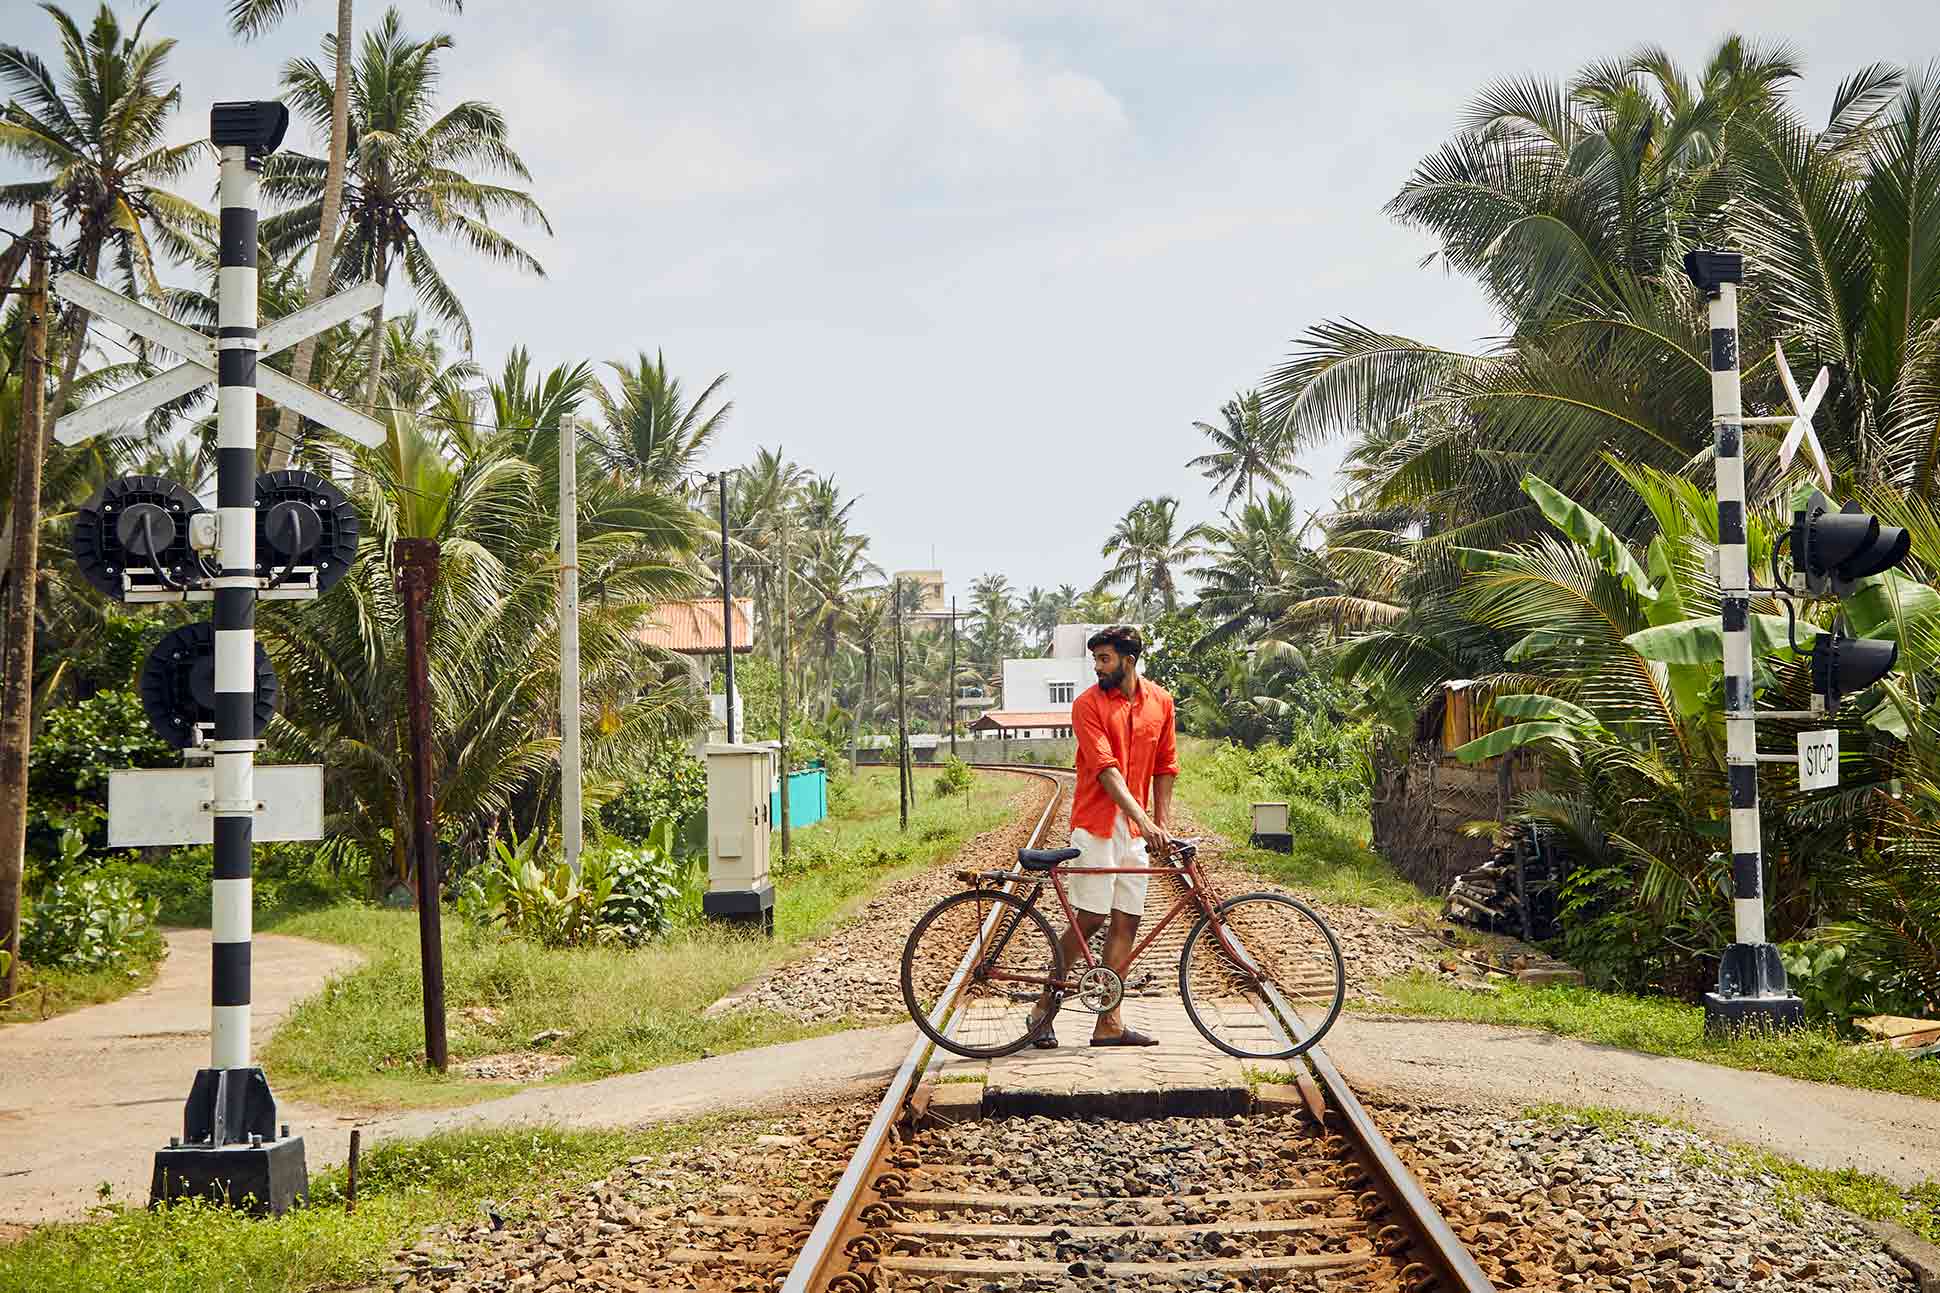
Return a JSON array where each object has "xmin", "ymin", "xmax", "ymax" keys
[{"xmin": 1442, "ymin": 825, "xmax": 1565, "ymax": 940}]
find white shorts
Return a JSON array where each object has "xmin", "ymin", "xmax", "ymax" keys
[{"xmin": 1065, "ymin": 816, "xmax": 1149, "ymax": 917}]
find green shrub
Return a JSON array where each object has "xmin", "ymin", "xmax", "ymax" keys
[
  {"xmin": 1202, "ymin": 716, "xmax": 1373, "ymax": 817},
  {"xmin": 590, "ymin": 827, "xmax": 683, "ymax": 946},
  {"xmin": 600, "ymin": 743, "xmax": 707, "ymax": 847},
  {"xmin": 22, "ymin": 838, "xmax": 162, "ymax": 971},
  {"xmin": 455, "ymin": 827, "xmax": 682, "ymax": 948},
  {"xmin": 26, "ymin": 690, "xmax": 173, "ymax": 876},
  {"xmin": 933, "ymin": 756, "xmax": 975, "ymax": 797}
]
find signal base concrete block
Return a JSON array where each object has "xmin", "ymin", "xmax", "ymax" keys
[{"xmin": 150, "ymin": 1134, "xmax": 308, "ymax": 1215}]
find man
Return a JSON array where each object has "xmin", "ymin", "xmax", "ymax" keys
[{"xmin": 1031, "ymin": 624, "xmax": 1179, "ymax": 1048}]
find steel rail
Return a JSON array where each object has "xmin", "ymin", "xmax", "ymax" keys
[
  {"xmin": 1212, "ymin": 890, "xmax": 1495, "ymax": 1293},
  {"xmin": 780, "ymin": 763, "xmax": 1069, "ymax": 1293}
]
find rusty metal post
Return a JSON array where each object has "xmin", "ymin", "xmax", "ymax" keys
[
  {"xmin": 345, "ymin": 1127, "xmax": 361, "ymax": 1212},
  {"xmin": 394, "ymin": 538, "xmax": 447, "ymax": 1072},
  {"xmin": 0, "ymin": 204, "xmax": 50, "ymax": 1001}
]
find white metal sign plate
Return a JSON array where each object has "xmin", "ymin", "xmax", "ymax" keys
[
  {"xmin": 108, "ymin": 765, "xmax": 325, "ymax": 846},
  {"xmin": 1797, "ymin": 730, "xmax": 1839, "ymax": 792}
]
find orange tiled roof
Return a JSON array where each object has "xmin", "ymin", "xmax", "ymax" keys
[
  {"xmin": 970, "ymin": 710, "xmax": 1073, "ymax": 731},
  {"xmin": 635, "ymin": 598, "xmax": 753, "ymax": 654}
]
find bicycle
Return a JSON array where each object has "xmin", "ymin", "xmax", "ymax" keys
[{"xmin": 900, "ymin": 837, "xmax": 1345, "ymax": 1060}]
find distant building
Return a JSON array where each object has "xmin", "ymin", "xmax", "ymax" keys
[
  {"xmin": 971, "ymin": 622, "xmax": 1124, "ymax": 740},
  {"xmin": 632, "ymin": 597, "xmax": 754, "ymax": 746},
  {"xmin": 894, "ymin": 569, "xmax": 947, "ymax": 615}
]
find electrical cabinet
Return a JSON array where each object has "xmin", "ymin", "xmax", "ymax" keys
[{"xmin": 704, "ymin": 743, "xmax": 775, "ymax": 932}]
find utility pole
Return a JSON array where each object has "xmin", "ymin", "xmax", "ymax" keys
[
  {"xmin": 947, "ymin": 595, "xmax": 958, "ymax": 760},
  {"xmin": 718, "ymin": 473, "xmax": 736, "ymax": 744},
  {"xmin": 0, "ymin": 203, "xmax": 49, "ymax": 1002},
  {"xmin": 778, "ymin": 512, "xmax": 791, "ymax": 859},
  {"xmin": 396, "ymin": 539, "xmax": 447, "ymax": 1071},
  {"xmin": 559, "ymin": 418, "xmax": 582, "ymax": 876},
  {"xmin": 895, "ymin": 580, "xmax": 910, "ymax": 831}
]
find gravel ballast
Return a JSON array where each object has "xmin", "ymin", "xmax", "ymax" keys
[{"xmin": 1380, "ymin": 1102, "xmax": 1919, "ymax": 1291}]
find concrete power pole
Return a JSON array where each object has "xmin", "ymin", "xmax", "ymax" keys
[
  {"xmin": 559, "ymin": 417, "xmax": 582, "ymax": 875},
  {"xmin": 718, "ymin": 473, "xmax": 736, "ymax": 743},
  {"xmin": 895, "ymin": 580, "xmax": 910, "ymax": 831},
  {"xmin": 0, "ymin": 203, "xmax": 49, "ymax": 1003},
  {"xmin": 778, "ymin": 514, "xmax": 791, "ymax": 858}
]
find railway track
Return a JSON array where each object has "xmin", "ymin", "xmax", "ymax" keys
[{"xmin": 778, "ymin": 762, "xmax": 1494, "ymax": 1293}]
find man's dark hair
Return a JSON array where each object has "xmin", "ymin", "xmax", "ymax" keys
[{"xmin": 1086, "ymin": 624, "xmax": 1143, "ymax": 660}]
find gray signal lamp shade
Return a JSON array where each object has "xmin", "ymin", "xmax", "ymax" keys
[
  {"xmin": 1810, "ymin": 630, "xmax": 1899, "ymax": 717},
  {"xmin": 72, "ymin": 475, "xmax": 205, "ymax": 601},
  {"xmin": 139, "ymin": 622, "xmax": 279, "ymax": 748},
  {"xmin": 254, "ymin": 469, "xmax": 359, "ymax": 591}
]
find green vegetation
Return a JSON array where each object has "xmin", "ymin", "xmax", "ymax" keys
[
  {"xmin": 0, "ymin": 955, "xmax": 161, "ymax": 1026},
  {"xmin": 0, "ymin": 1122, "xmax": 718, "ymax": 1293},
  {"xmin": 260, "ymin": 767, "xmax": 1009, "ymax": 1108},
  {"xmin": 1176, "ymin": 739, "xmax": 1432, "ymax": 915},
  {"xmin": 1524, "ymin": 1104, "xmax": 1940, "ymax": 1245},
  {"xmin": 1383, "ymin": 976, "xmax": 1940, "ymax": 1103}
]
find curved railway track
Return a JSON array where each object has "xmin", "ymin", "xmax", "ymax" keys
[{"xmin": 777, "ymin": 762, "xmax": 1494, "ymax": 1293}]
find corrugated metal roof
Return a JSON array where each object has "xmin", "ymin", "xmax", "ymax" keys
[
  {"xmin": 635, "ymin": 598, "xmax": 754, "ymax": 654},
  {"xmin": 970, "ymin": 709, "xmax": 1074, "ymax": 730}
]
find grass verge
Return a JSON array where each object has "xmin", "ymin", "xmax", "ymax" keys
[
  {"xmin": 1382, "ymin": 975, "xmax": 1940, "ymax": 1103},
  {"xmin": 258, "ymin": 766, "xmax": 1018, "ymax": 1110},
  {"xmin": 0, "ymin": 1121, "xmax": 718, "ymax": 1293},
  {"xmin": 1174, "ymin": 738, "xmax": 1434, "ymax": 914},
  {"xmin": 0, "ymin": 956, "xmax": 163, "ymax": 1027},
  {"xmin": 1524, "ymin": 1103, "xmax": 1940, "ymax": 1245}
]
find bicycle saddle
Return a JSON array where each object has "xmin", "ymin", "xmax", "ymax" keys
[{"xmin": 1018, "ymin": 847, "xmax": 1081, "ymax": 871}]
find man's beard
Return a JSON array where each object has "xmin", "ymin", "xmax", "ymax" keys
[{"xmin": 1097, "ymin": 664, "xmax": 1126, "ymax": 691}]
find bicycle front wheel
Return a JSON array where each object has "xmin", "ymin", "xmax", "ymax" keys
[
  {"xmin": 901, "ymin": 888, "xmax": 1065, "ymax": 1059},
  {"xmin": 1179, "ymin": 892, "xmax": 1345, "ymax": 1060}
]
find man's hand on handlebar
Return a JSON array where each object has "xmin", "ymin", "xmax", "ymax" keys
[{"xmin": 1140, "ymin": 817, "xmax": 1173, "ymax": 860}]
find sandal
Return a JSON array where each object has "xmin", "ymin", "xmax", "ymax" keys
[{"xmin": 1090, "ymin": 1028, "xmax": 1159, "ymax": 1047}]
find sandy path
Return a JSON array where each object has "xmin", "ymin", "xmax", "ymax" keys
[{"xmin": 0, "ymin": 928, "xmax": 364, "ymax": 1223}]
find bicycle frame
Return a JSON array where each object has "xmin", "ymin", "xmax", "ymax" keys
[{"xmin": 970, "ymin": 850, "xmax": 1261, "ymax": 996}]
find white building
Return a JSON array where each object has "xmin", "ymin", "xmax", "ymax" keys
[{"xmin": 972, "ymin": 623, "xmax": 1121, "ymax": 740}]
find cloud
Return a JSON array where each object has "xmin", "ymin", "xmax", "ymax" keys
[{"xmin": 939, "ymin": 33, "xmax": 1128, "ymax": 138}]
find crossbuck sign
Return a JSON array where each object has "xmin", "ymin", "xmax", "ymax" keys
[{"xmin": 51, "ymin": 273, "xmax": 386, "ymax": 448}]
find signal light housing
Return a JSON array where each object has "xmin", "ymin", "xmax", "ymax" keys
[
  {"xmin": 72, "ymin": 476, "xmax": 207, "ymax": 602},
  {"xmin": 254, "ymin": 470, "xmax": 358, "ymax": 594},
  {"xmin": 1810, "ymin": 629, "xmax": 1899, "ymax": 717},
  {"xmin": 1791, "ymin": 490, "xmax": 1912, "ymax": 598},
  {"xmin": 139, "ymin": 622, "xmax": 279, "ymax": 748}
]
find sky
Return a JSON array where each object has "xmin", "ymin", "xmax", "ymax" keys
[{"xmin": 9, "ymin": 0, "xmax": 1940, "ymax": 602}]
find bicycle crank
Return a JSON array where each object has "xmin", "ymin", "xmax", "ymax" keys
[{"xmin": 1075, "ymin": 965, "xmax": 1124, "ymax": 1014}]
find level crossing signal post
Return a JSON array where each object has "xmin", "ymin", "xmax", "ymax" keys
[
  {"xmin": 55, "ymin": 100, "xmax": 385, "ymax": 1213},
  {"xmin": 1683, "ymin": 249, "xmax": 1912, "ymax": 1037}
]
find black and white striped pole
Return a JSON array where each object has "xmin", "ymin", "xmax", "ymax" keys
[
  {"xmin": 52, "ymin": 98, "xmax": 385, "ymax": 1213},
  {"xmin": 1683, "ymin": 248, "xmax": 1804, "ymax": 1035},
  {"xmin": 149, "ymin": 102, "xmax": 312, "ymax": 1213}
]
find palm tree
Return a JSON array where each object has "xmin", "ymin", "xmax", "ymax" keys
[
  {"xmin": 1096, "ymin": 496, "xmax": 1208, "ymax": 619},
  {"xmin": 1259, "ymin": 40, "xmax": 1836, "ymax": 544},
  {"xmin": 966, "ymin": 573, "xmax": 1021, "ymax": 689},
  {"xmin": 1021, "ymin": 585, "xmax": 1070, "ymax": 654},
  {"xmin": 268, "ymin": 402, "xmax": 704, "ymax": 890},
  {"xmin": 263, "ymin": 7, "xmax": 549, "ymax": 410},
  {"xmin": 593, "ymin": 350, "xmax": 731, "ymax": 493},
  {"xmin": 0, "ymin": 2, "xmax": 210, "ymax": 443},
  {"xmin": 1190, "ymin": 492, "xmax": 1312, "ymax": 645},
  {"xmin": 1187, "ymin": 390, "xmax": 1302, "ymax": 510},
  {"xmin": 228, "ymin": 0, "xmax": 461, "ymax": 468},
  {"xmin": 844, "ymin": 589, "xmax": 888, "ymax": 761}
]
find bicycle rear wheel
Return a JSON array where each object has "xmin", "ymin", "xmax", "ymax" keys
[
  {"xmin": 901, "ymin": 888, "xmax": 1065, "ymax": 1059},
  {"xmin": 1179, "ymin": 892, "xmax": 1345, "ymax": 1060}
]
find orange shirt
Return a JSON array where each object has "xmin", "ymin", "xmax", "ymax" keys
[{"xmin": 1070, "ymin": 677, "xmax": 1180, "ymax": 838}]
